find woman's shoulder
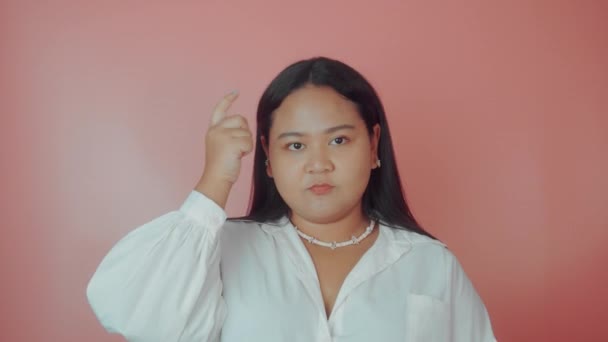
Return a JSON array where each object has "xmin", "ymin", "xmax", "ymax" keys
[
  {"xmin": 218, "ymin": 217, "xmax": 289, "ymax": 269},
  {"xmin": 221, "ymin": 218, "xmax": 260, "ymax": 237},
  {"xmin": 384, "ymin": 224, "xmax": 447, "ymax": 249},
  {"xmin": 220, "ymin": 216, "xmax": 288, "ymax": 243},
  {"xmin": 388, "ymin": 227, "xmax": 474, "ymax": 283},
  {"xmin": 383, "ymin": 224, "xmax": 457, "ymax": 264}
]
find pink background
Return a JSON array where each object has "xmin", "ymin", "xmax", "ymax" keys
[{"xmin": 2, "ymin": 1, "xmax": 607, "ymax": 341}]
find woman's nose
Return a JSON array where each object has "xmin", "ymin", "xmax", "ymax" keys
[{"xmin": 304, "ymin": 149, "xmax": 334, "ymax": 174}]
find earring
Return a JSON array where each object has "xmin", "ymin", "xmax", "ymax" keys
[
  {"xmin": 265, "ymin": 159, "xmax": 269, "ymax": 166},
  {"xmin": 376, "ymin": 159, "xmax": 381, "ymax": 168}
]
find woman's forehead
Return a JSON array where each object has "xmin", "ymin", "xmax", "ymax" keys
[{"xmin": 270, "ymin": 86, "xmax": 363, "ymax": 136}]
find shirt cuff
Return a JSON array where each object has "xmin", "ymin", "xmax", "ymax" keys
[{"xmin": 178, "ymin": 190, "xmax": 227, "ymax": 232}]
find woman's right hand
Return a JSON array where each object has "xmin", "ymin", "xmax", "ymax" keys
[{"xmin": 195, "ymin": 90, "xmax": 254, "ymax": 208}]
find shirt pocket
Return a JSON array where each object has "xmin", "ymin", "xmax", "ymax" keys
[{"xmin": 404, "ymin": 293, "xmax": 451, "ymax": 342}]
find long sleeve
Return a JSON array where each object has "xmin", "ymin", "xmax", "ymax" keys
[
  {"xmin": 86, "ymin": 190, "xmax": 228, "ymax": 342},
  {"xmin": 447, "ymin": 251, "xmax": 498, "ymax": 342}
]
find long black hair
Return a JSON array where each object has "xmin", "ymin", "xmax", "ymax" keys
[{"xmin": 233, "ymin": 56, "xmax": 436, "ymax": 240}]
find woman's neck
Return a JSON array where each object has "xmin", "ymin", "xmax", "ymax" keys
[{"xmin": 288, "ymin": 207, "xmax": 371, "ymax": 243}]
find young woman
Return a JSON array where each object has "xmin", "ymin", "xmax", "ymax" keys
[{"xmin": 87, "ymin": 57, "xmax": 497, "ymax": 342}]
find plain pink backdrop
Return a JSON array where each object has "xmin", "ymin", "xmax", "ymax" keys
[{"xmin": 1, "ymin": 1, "xmax": 607, "ymax": 341}]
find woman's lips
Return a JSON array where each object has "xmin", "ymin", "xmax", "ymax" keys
[{"xmin": 309, "ymin": 184, "xmax": 334, "ymax": 195}]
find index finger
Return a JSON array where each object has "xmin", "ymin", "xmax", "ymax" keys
[{"xmin": 211, "ymin": 90, "xmax": 239, "ymax": 126}]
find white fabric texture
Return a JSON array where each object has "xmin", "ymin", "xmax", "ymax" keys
[{"xmin": 87, "ymin": 190, "xmax": 497, "ymax": 342}]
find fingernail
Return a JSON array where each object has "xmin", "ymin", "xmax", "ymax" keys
[{"xmin": 229, "ymin": 89, "xmax": 239, "ymax": 95}]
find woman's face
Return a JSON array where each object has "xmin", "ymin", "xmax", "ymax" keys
[{"xmin": 263, "ymin": 85, "xmax": 380, "ymax": 224}]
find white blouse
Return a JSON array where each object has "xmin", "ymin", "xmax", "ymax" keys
[{"xmin": 87, "ymin": 190, "xmax": 497, "ymax": 342}]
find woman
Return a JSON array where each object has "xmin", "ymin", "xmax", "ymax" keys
[{"xmin": 87, "ymin": 57, "xmax": 497, "ymax": 341}]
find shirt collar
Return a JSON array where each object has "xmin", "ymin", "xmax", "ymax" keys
[{"xmin": 259, "ymin": 215, "xmax": 428, "ymax": 263}]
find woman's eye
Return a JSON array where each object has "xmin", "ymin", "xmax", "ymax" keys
[
  {"xmin": 287, "ymin": 142, "xmax": 304, "ymax": 151},
  {"xmin": 331, "ymin": 137, "xmax": 349, "ymax": 145}
]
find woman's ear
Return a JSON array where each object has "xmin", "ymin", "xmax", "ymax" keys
[
  {"xmin": 371, "ymin": 124, "xmax": 381, "ymax": 169},
  {"xmin": 261, "ymin": 135, "xmax": 273, "ymax": 178}
]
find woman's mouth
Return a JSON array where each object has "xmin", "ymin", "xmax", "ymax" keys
[{"xmin": 308, "ymin": 184, "xmax": 334, "ymax": 195}]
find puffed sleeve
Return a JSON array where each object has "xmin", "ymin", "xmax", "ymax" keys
[
  {"xmin": 447, "ymin": 251, "xmax": 498, "ymax": 342},
  {"xmin": 86, "ymin": 190, "xmax": 227, "ymax": 342}
]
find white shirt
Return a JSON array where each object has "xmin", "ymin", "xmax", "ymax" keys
[{"xmin": 87, "ymin": 190, "xmax": 497, "ymax": 342}]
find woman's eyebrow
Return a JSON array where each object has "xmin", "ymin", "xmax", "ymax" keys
[{"xmin": 276, "ymin": 124, "xmax": 356, "ymax": 140}]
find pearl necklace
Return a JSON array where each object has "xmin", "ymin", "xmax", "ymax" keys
[{"xmin": 294, "ymin": 219, "xmax": 376, "ymax": 250}]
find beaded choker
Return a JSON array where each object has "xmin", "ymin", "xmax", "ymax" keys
[{"xmin": 294, "ymin": 219, "xmax": 376, "ymax": 250}]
